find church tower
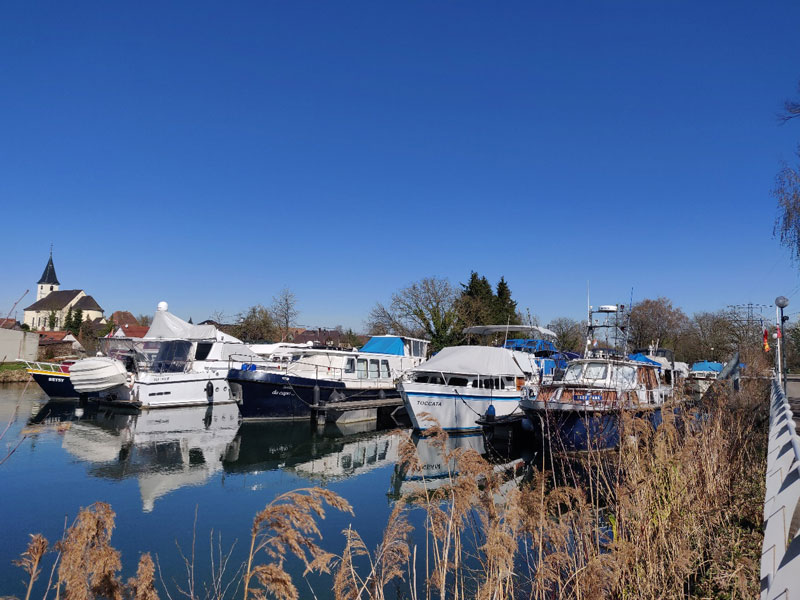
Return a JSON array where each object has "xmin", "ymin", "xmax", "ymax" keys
[{"xmin": 36, "ymin": 248, "xmax": 60, "ymax": 301}]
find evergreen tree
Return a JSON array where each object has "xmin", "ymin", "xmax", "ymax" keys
[
  {"xmin": 72, "ymin": 309, "xmax": 84, "ymax": 335},
  {"xmin": 64, "ymin": 307, "xmax": 74, "ymax": 333},
  {"xmin": 457, "ymin": 271, "xmax": 496, "ymax": 329},
  {"xmin": 48, "ymin": 310, "xmax": 57, "ymax": 331},
  {"xmin": 493, "ymin": 277, "xmax": 520, "ymax": 325}
]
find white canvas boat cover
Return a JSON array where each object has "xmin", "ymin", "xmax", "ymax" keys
[
  {"xmin": 413, "ymin": 346, "xmax": 525, "ymax": 376},
  {"xmin": 145, "ymin": 306, "xmax": 242, "ymax": 342}
]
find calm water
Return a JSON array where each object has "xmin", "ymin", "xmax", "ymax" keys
[{"xmin": 0, "ymin": 383, "xmax": 518, "ymax": 597}]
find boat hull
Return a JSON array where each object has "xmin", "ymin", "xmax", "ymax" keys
[
  {"xmin": 521, "ymin": 401, "xmax": 667, "ymax": 451},
  {"xmin": 91, "ymin": 372, "xmax": 233, "ymax": 408},
  {"xmin": 399, "ymin": 381, "xmax": 521, "ymax": 432},
  {"xmin": 228, "ymin": 369, "xmax": 397, "ymax": 420},
  {"xmin": 29, "ymin": 370, "xmax": 97, "ymax": 399}
]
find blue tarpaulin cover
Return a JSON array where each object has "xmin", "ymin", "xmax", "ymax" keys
[
  {"xmin": 359, "ymin": 336, "xmax": 405, "ymax": 355},
  {"xmin": 628, "ymin": 353, "xmax": 662, "ymax": 367},
  {"xmin": 691, "ymin": 361, "xmax": 723, "ymax": 372}
]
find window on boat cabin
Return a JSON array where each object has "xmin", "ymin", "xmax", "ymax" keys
[
  {"xmin": 357, "ymin": 359, "xmax": 368, "ymax": 379},
  {"xmin": 344, "ymin": 358, "xmax": 355, "ymax": 374},
  {"xmin": 194, "ymin": 342, "xmax": 213, "ymax": 361},
  {"xmin": 447, "ymin": 375, "xmax": 469, "ymax": 387},
  {"xmin": 503, "ymin": 376, "xmax": 516, "ymax": 389},
  {"xmin": 369, "ymin": 359, "xmax": 380, "ymax": 378},
  {"xmin": 584, "ymin": 363, "xmax": 608, "ymax": 381},
  {"xmin": 610, "ymin": 365, "xmax": 637, "ymax": 389},
  {"xmin": 411, "ymin": 340, "xmax": 425, "ymax": 357},
  {"xmin": 428, "ymin": 374, "xmax": 444, "ymax": 385},
  {"xmin": 414, "ymin": 373, "xmax": 429, "ymax": 383},
  {"xmin": 563, "ymin": 364, "xmax": 584, "ymax": 383},
  {"xmin": 380, "ymin": 360, "xmax": 390, "ymax": 378}
]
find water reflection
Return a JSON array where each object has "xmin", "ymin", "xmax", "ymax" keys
[
  {"xmin": 222, "ymin": 420, "xmax": 409, "ymax": 483},
  {"xmin": 59, "ymin": 403, "xmax": 241, "ymax": 512},
  {"xmin": 390, "ymin": 431, "xmax": 528, "ymax": 498}
]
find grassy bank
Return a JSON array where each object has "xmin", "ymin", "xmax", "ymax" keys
[{"xmin": 11, "ymin": 381, "xmax": 767, "ymax": 599}]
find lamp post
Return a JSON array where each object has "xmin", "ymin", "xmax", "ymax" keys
[{"xmin": 776, "ymin": 296, "xmax": 789, "ymax": 390}]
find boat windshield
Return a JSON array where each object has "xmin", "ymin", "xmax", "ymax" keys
[
  {"xmin": 563, "ymin": 364, "xmax": 584, "ymax": 382},
  {"xmin": 151, "ymin": 341, "xmax": 193, "ymax": 373},
  {"xmin": 563, "ymin": 362, "xmax": 609, "ymax": 383}
]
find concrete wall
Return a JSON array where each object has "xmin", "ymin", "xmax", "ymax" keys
[{"xmin": 0, "ymin": 329, "xmax": 39, "ymax": 362}]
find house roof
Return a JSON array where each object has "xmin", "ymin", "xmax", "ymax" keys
[
  {"xmin": 109, "ymin": 311, "xmax": 139, "ymax": 327},
  {"xmin": 24, "ymin": 290, "xmax": 82, "ymax": 312},
  {"xmin": 112, "ymin": 324, "xmax": 149, "ymax": 338},
  {"xmin": 38, "ymin": 255, "xmax": 60, "ymax": 285},
  {"xmin": 0, "ymin": 318, "xmax": 17, "ymax": 329},
  {"xmin": 73, "ymin": 296, "xmax": 103, "ymax": 312},
  {"xmin": 38, "ymin": 331, "xmax": 72, "ymax": 342}
]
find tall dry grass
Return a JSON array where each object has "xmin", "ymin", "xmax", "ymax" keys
[{"xmin": 13, "ymin": 381, "xmax": 767, "ymax": 600}]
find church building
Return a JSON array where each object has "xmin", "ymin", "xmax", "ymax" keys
[{"xmin": 23, "ymin": 252, "xmax": 106, "ymax": 331}]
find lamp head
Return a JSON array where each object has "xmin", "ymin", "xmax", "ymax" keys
[{"xmin": 776, "ymin": 296, "xmax": 790, "ymax": 309}]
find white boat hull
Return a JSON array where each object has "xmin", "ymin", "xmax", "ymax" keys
[
  {"xmin": 399, "ymin": 381, "xmax": 521, "ymax": 432},
  {"xmin": 96, "ymin": 371, "xmax": 233, "ymax": 408}
]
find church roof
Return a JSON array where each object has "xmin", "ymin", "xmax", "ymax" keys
[
  {"xmin": 38, "ymin": 255, "xmax": 60, "ymax": 285},
  {"xmin": 73, "ymin": 295, "xmax": 103, "ymax": 312},
  {"xmin": 24, "ymin": 290, "xmax": 82, "ymax": 312}
]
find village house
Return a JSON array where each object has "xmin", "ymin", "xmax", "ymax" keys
[{"xmin": 23, "ymin": 252, "xmax": 106, "ymax": 331}]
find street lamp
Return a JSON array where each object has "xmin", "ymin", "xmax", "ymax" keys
[{"xmin": 776, "ymin": 296, "xmax": 790, "ymax": 390}]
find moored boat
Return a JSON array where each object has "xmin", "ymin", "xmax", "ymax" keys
[
  {"xmin": 69, "ymin": 302, "xmax": 262, "ymax": 408},
  {"xmin": 228, "ymin": 335, "xmax": 429, "ymax": 421},
  {"xmin": 520, "ymin": 304, "xmax": 672, "ymax": 451},
  {"xmin": 19, "ymin": 359, "xmax": 98, "ymax": 399},
  {"xmin": 398, "ymin": 345, "xmax": 539, "ymax": 432}
]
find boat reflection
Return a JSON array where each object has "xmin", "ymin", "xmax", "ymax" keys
[
  {"xmin": 222, "ymin": 420, "xmax": 409, "ymax": 483},
  {"xmin": 61, "ymin": 403, "xmax": 241, "ymax": 512},
  {"xmin": 391, "ymin": 431, "xmax": 527, "ymax": 498}
]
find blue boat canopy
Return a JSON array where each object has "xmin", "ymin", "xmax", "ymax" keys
[
  {"xmin": 628, "ymin": 353, "xmax": 661, "ymax": 367},
  {"xmin": 359, "ymin": 336, "xmax": 405, "ymax": 355},
  {"xmin": 502, "ymin": 338, "xmax": 557, "ymax": 354},
  {"xmin": 691, "ymin": 361, "xmax": 723, "ymax": 372}
]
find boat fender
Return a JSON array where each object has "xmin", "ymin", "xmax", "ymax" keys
[
  {"xmin": 127, "ymin": 373, "xmax": 135, "ymax": 390},
  {"xmin": 206, "ymin": 381, "xmax": 214, "ymax": 398}
]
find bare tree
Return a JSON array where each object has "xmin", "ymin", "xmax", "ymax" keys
[
  {"xmin": 629, "ymin": 297, "xmax": 690, "ymax": 352},
  {"xmin": 775, "ymin": 83, "xmax": 800, "ymax": 260},
  {"xmin": 547, "ymin": 317, "xmax": 584, "ymax": 352},
  {"xmin": 271, "ymin": 289, "xmax": 299, "ymax": 342},
  {"xmin": 366, "ymin": 277, "xmax": 461, "ymax": 352}
]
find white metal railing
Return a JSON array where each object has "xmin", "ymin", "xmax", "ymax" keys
[
  {"xmin": 760, "ymin": 377, "xmax": 800, "ymax": 599},
  {"xmin": 16, "ymin": 360, "xmax": 69, "ymax": 373}
]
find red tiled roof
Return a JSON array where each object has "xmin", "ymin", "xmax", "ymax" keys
[
  {"xmin": 37, "ymin": 331, "xmax": 70, "ymax": 342},
  {"xmin": 110, "ymin": 311, "xmax": 139, "ymax": 327},
  {"xmin": 116, "ymin": 324, "xmax": 149, "ymax": 338}
]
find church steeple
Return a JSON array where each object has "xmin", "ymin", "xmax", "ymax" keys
[{"xmin": 36, "ymin": 247, "xmax": 60, "ymax": 301}]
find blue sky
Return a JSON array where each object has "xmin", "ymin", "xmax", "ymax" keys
[{"xmin": 2, "ymin": 1, "xmax": 800, "ymax": 330}]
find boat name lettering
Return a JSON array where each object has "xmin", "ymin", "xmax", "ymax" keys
[
  {"xmin": 416, "ymin": 400, "xmax": 442, "ymax": 407},
  {"xmin": 47, "ymin": 377, "xmax": 64, "ymax": 383},
  {"xmin": 271, "ymin": 390, "xmax": 293, "ymax": 397},
  {"xmin": 574, "ymin": 394, "xmax": 603, "ymax": 401}
]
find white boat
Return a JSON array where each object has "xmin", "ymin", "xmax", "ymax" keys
[
  {"xmin": 398, "ymin": 345, "xmax": 538, "ymax": 432},
  {"xmin": 70, "ymin": 302, "xmax": 262, "ymax": 408}
]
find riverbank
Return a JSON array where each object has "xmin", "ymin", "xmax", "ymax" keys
[{"xmin": 0, "ymin": 363, "xmax": 31, "ymax": 384}]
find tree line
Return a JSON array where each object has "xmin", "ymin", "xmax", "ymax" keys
[{"xmin": 366, "ymin": 272, "xmax": 523, "ymax": 351}]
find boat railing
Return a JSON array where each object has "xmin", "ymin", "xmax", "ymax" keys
[{"xmin": 17, "ymin": 360, "xmax": 70, "ymax": 374}]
